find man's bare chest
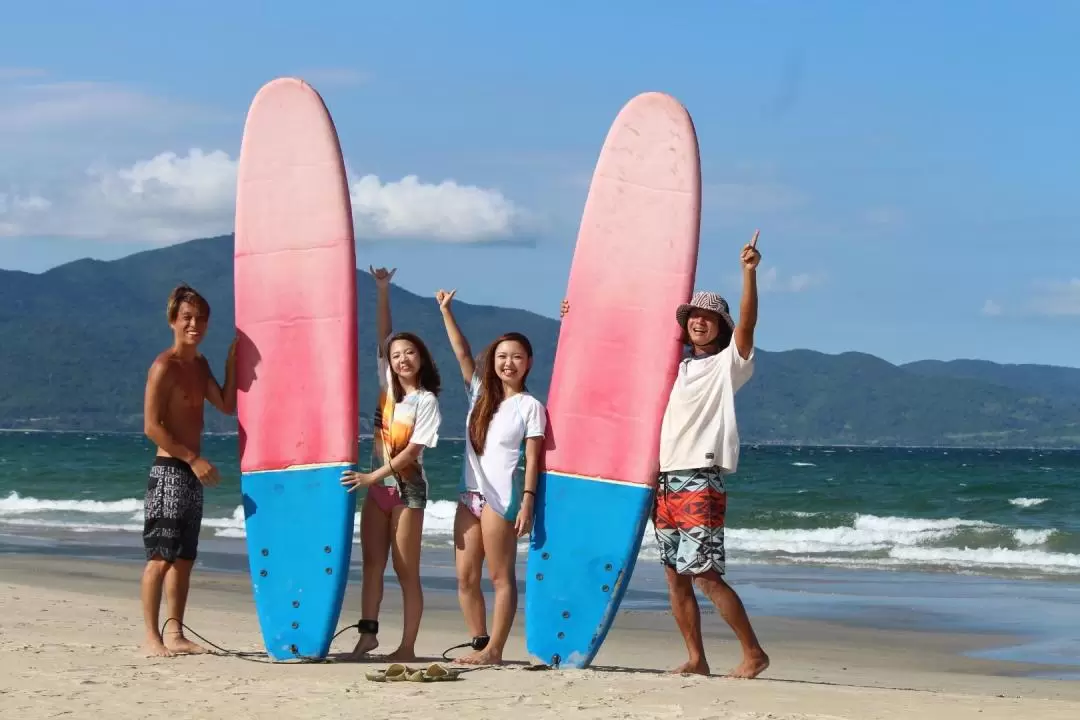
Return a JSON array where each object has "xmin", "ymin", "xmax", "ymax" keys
[{"xmin": 169, "ymin": 365, "xmax": 206, "ymax": 410}]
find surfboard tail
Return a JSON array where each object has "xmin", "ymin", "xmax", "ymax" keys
[
  {"xmin": 242, "ymin": 463, "xmax": 357, "ymax": 660},
  {"xmin": 525, "ymin": 471, "xmax": 654, "ymax": 669}
]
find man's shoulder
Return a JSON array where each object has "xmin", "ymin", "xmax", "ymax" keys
[
  {"xmin": 148, "ymin": 350, "xmax": 210, "ymax": 378},
  {"xmin": 708, "ymin": 342, "xmax": 751, "ymax": 370},
  {"xmin": 149, "ymin": 350, "xmax": 175, "ymax": 375}
]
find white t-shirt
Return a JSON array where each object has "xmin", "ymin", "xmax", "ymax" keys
[
  {"xmin": 461, "ymin": 375, "xmax": 546, "ymax": 519},
  {"xmin": 658, "ymin": 340, "xmax": 754, "ymax": 474},
  {"xmin": 372, "ymin": 352, "xmax": 441, "ymax": 487}
]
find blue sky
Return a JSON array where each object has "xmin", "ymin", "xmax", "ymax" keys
[{"xmin": 1, "ymin": 1, "xmax": 1078, "ymax": 366}]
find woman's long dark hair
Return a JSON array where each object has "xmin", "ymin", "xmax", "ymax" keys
[
  {"xmin": 468, "ymin": 332, "xmax": 533, "ymax": 456},
  {"xmin": 385, "ymin": 332, "xmax": 441, "ymax": 401}
]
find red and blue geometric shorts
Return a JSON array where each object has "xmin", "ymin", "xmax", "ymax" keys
[{"xmin": 652, "ymin": 466, "xmax": 727, "ymax": 576}]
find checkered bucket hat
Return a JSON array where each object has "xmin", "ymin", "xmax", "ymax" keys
[{"xmin": 676, "ymin": 290, "xmax": 735, "ymax": 335}]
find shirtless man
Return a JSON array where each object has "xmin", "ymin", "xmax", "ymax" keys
[{"xmin": 141, "ymin": 284, "xmax": 237, "ymax": 657}]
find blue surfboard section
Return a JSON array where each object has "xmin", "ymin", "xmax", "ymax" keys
[
  {"xmin": 525, "ymin": 470, "xmax": 654, "ymax": 668},
  {"xmin": 241, "ymin": 462, "xmax": 356, "ymax": 660}
]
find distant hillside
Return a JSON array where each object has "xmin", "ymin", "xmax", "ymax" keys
[
  {"xmin": 0, "ymin": 235, "xmax": 557, "ymax": 437},
  {"xmin": 739, "ymin": 351, "xmax": 1080, "ymax": 447},
  {"xmin": 903, "ymin": 359, "xmax": 1080, "ymax": 404},
  {"xmin": 3, "ymin": 235, "xmax": 1080, "ymax": 447}
]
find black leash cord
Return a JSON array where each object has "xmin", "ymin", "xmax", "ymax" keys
[
  {"xmin": 158, "ymin": 617, "xmax": 361, "ymax": 664},
  {"xmin": 441, "ymin": 634, "xmax": 490, "ymax": 662},
  {"xmin": 158, "ymin": 618, "xmax": 491, "ymax": 671}
]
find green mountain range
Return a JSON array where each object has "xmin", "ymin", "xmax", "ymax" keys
[{"xmin": 3, "ymin": 235, "xmax": 1080, "ymax": 448}]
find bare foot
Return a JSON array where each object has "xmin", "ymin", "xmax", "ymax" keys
[
  {"xmin": 347, "ymin": 633, "xmax": 379, "ymax": 660},
  {"xmin": 142, "ymin": 638, "xmax": 174, "ymax": 658},
  {"xmin": 728, "ymin": 651, "xmax": 770, "ymax": 679},
  {"xmin": 671, "ymin": 657, "xmax": 710, "ymax": 676},
  {"xmin": 164, "ymin": 634, "xmax": 208, "ymax": 655},
  {"xmin": 381, "ymin": 647, "xmax": 418, "ymax": 663},
  {"xmin": 456, "ymin": 647, "xmax": 504, "ymax": 666}
]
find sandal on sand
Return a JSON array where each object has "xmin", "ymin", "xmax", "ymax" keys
[
  {"xmin": 365, "ymin": 663, "xmax": 461, "ymax": 683},
  {"xmin": 409, "ymin": 663, "xmax": 461, "ymax": 682},
  {"xmin": 364, "ymin": 663, "xmax": 411, "ymax": 682}
]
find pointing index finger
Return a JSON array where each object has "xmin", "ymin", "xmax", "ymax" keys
[{"xmin": 750, "ymin": 229, "xmax": 760, "ymax": 249}]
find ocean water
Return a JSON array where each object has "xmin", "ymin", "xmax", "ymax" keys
[{"xmin": 2, "ymin": 431, "xmax": 1078, "ymax": 580}]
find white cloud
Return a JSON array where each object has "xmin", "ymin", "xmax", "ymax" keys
[
  {"xmin": 1029, "ymin": 279, "xmax": 1080, "ymax": 317},
  {"xmin": 758, "ymin": 266, "xmax": 823, "ymax": 293},
  {"xmin": 348, "ymin": 173, "xmax": 524, "ymax": 242},
  {"xmin": 0, "ymin": 192, "xmax": 53, "ymax": 236},
  {"xmin": 0, "ymin": 149, "xmax": 237, "ymax": 243},
  {"xmin": 0, "ymin": 193, "xmax": 51, "ymax": 213},
  {"xmin": 89, "ymin": 149, "xmax": 240, "ymax": 242},
  {"xmin": 981, "ymin": 280, "xmax": 1080, "ymax": 318},
  {"xmin": 0, "ymin": 148, "xmax": 527, "ymax": 245},
  {"xmin": 723, "ymin": 266, "xmax": 822, "ymax": 294}
]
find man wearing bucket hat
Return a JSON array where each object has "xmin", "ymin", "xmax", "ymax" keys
[{"xmin": 560, "ymin": 230, "xmax": 767, "ymax": 678}]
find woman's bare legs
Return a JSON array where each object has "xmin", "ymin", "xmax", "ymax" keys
[
  {"xmin": 458, "ymin": 507, "xmax": 518, "ymax": 665},
  {"xmin": 349, "ymin": 493, "xmax": 390, "ymax": 659},
  {"xmin": 384, "ymin": 505, "xmax": 425, "ymax": 662},
  {"xmin": 454, "ymin": 502, "xmax": 487, "ymax": 639}
]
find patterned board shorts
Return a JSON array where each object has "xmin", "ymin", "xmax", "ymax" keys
[
  {"xmin": 143, "ymin": 457, "xmax": 204, "ymax": 562},
  {"xmin": 653, "ymin": 466, "xmax": 727, "ymax": 576}
]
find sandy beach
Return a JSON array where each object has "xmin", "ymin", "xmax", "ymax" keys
[{"xmin": 1, "ymin": 553, "xmax": 1078, "ymax": 719}]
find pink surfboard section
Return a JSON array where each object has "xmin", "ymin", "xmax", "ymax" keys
[
  {"xmin": 545, "ymin": 92, "xmax": 701, "ymax": 488},
  {"xmin": 234, "ymin": 77, "xmax": 358, "ymax": 473}
]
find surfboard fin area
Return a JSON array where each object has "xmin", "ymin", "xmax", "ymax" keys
[
  {"xmin": 526, "ymin": 471, "xmax": 653, "ymax": 668},
  {"xmin": 242, "ymin": 463, "xmax": 356, "ymax": 660},
  {"xmin": 526, "ymin": 91, "xmax": 703, "ymax": 669}
]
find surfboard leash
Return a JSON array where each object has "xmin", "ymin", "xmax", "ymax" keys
[
  {"xmin": 158, "ymin": 617, "xmax": 356, "ymax": 664},
  {"xmin": 441, "ymin": 634, "xmax": 490, "ymax": 662},
  {"xmin": 157, "ymin": 618, "xmax": 493, "ymax": 668},
  {"xmin": 159, "ymin": 617, "xmax": 280, "ymax": 664}
]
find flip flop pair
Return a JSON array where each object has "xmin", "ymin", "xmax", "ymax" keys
[{"xmin": 364, "ymin": 663, "xmax": 461, "ymax": 683}]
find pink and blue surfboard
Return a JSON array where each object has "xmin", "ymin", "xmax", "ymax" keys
[
  {"xmin": 234, "ymin": 77, "xmax": 358, "ymax": 660},
  {"xmin": 525, "ymin": 92, "xmax": 702, "ymax": 668}
]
